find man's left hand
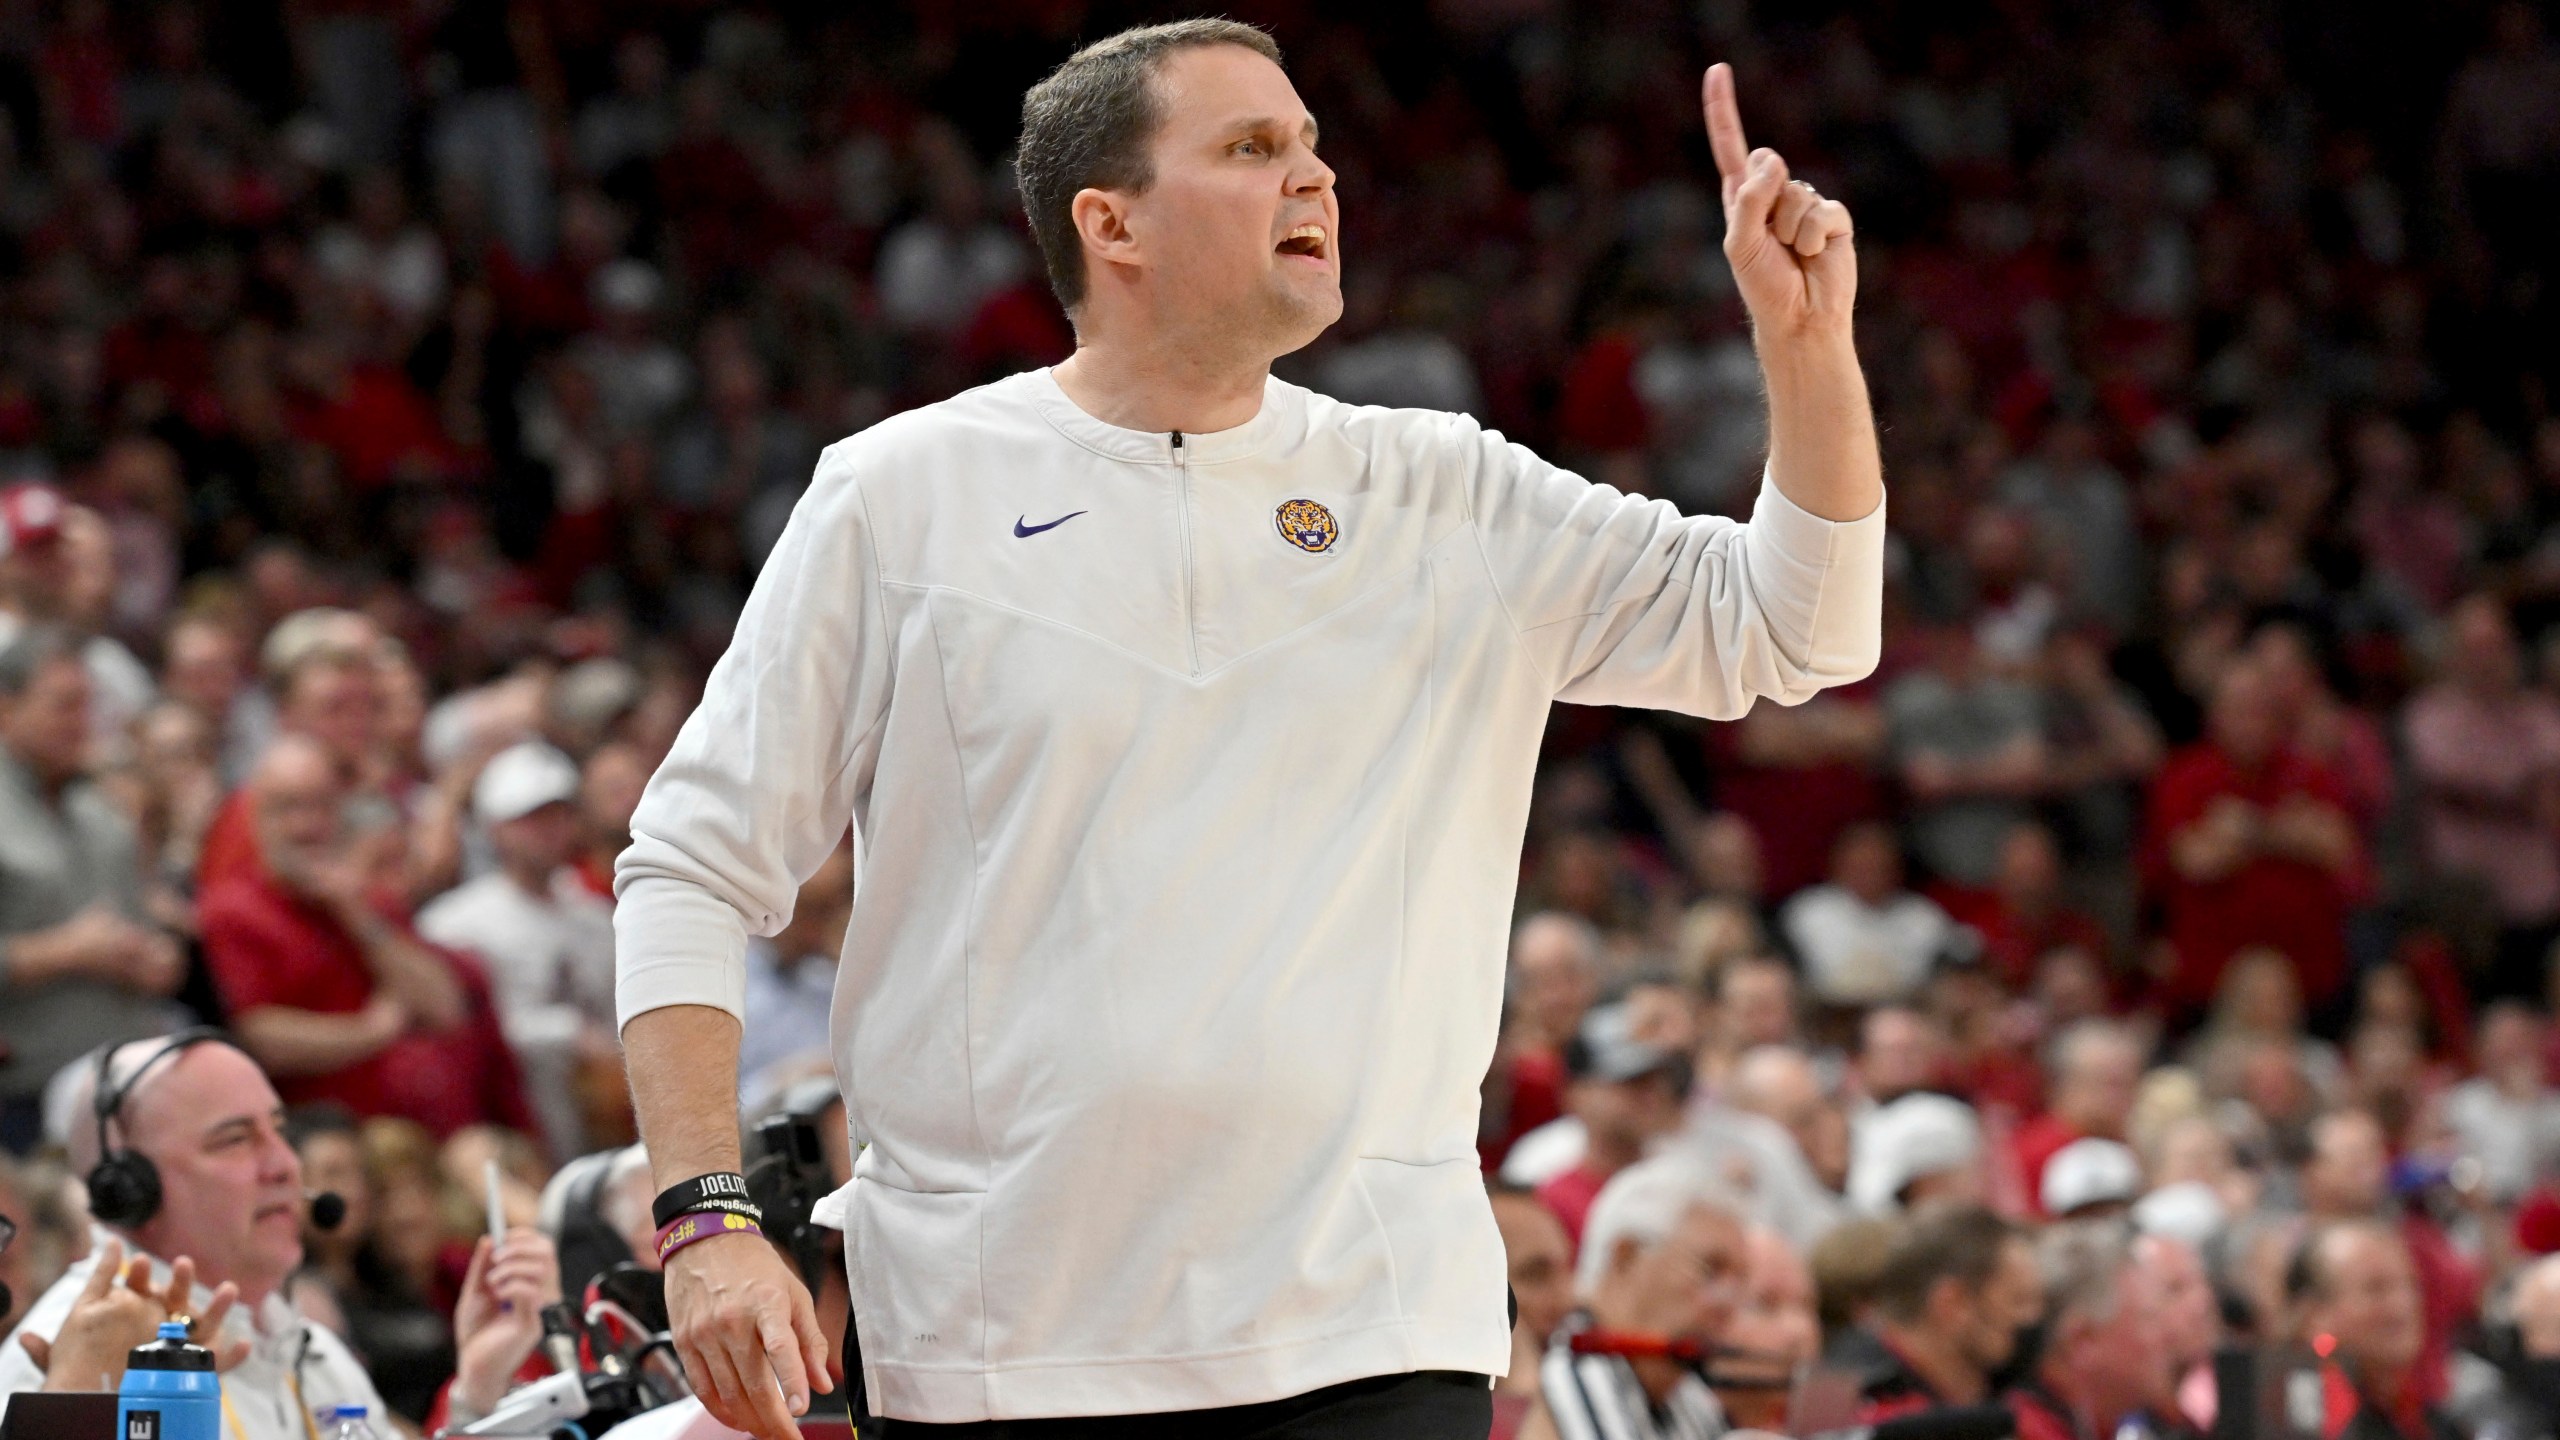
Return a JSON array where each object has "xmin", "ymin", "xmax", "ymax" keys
[
  {"xmin": 25, "ymin": 1243, "xmax": 249, "ymax": 1390},
  {"xmin": 1705, "ymin": 63, "xmax": 1856, "ymax": 343},
  {"xmin": 453, "ymin": 1227, "xmax": 565, "ymax": 1418}
]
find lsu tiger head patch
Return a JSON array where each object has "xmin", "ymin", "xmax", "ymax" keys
[{"xmin": 1273, "ymin": 498, "xmax": 1340, "ymax": 554}]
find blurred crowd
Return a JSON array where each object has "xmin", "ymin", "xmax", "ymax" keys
[{"xmin": 0, "ymin": 0, "xmax": 2557, "ymax": 1434}]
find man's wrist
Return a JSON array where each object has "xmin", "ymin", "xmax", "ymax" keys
[
  {"xmin": 1754, "ymin": 324, "xmax": 1861, "ymax": 387},
  {"xmin": 653, "ymin": 1172, "xmax": 759, "ymax": 1229}
]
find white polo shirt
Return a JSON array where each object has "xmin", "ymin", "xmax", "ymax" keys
[
  {"xmin": 613, "ymin": 367, "xmax": 1884, "ymax": 1423},
  {"xmin": 0, "ymin": 1228, "xmax": 383, "ymax": 1440}
]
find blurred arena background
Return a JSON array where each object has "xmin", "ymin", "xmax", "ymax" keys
[{"xmin": 3, "ymin": 0, "xmax": 2560, "ymax": 1435}]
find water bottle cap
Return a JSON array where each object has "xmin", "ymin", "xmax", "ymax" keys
[
  {"xmin": 329, "ymin": 1405, "xmax": 367, "ymax": 1419},
  {"xmin": 125, "ymin": 1323, "xmax": 214, "ymax": 1370}
]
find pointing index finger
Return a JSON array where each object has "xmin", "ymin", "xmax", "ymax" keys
[{"xmin": 1704, "ymin": 63, "xmax": 1750, "ymax": 191}]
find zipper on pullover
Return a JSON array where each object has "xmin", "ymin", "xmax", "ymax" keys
[{"xmin": 1171, "ymin": 430, "xmax": 1199, "ymax": 675}]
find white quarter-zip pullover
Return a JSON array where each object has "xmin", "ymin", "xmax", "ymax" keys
[{"xmin": 613, "ymin": 367, "xmax": 1883, "ymax": 1423}]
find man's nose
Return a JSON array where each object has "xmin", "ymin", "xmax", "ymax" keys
[{"xmin": 261, "ymin": 1129, "xmax": 302, "ymax": 1183}]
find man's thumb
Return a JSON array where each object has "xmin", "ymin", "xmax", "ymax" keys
[{"xmin": 19, "ymin": 1332, "xmax": 49, "ymax": 1373}]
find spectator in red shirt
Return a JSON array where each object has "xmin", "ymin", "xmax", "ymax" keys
[
  {"xmin": 2143, "ymin": 658, "xmax": 2362, "ymax": 1022},
  {"xmin": 1533, "ymin": 1003, "xmax": 1689, "ymax": 1247},
  {"xmin": 2300, "ymin": 1110, "xmax": 2481, "ymax": 1409},
  {"xmin": 196, "ymin": 610, "xmax": 384, "ymax": 892},
  {"xmin": 1937, "ymin": 821, "xmax": 2112, "ymax": 991},
  {"xmin": 570, "ymin": 740, "xmax": 649, "ymax": 901},
  {"xmin": 2012, "ymin": 1020, "xmax": 2147, "ymax": 1216},
  {"xmin": 1849, "ymin": 1204, "xmax": 2045, "ymax": 1421},
  {"xmin": 2290, "ymin": 1220, "xmax": 2464, "ymax": 1440},
  {"xmin": 198, "ymin": 734, "xmax": 532, "ymax": 1138},
  {"xmin": 1488, "ymin": 912, "xmax": 1603, "ymax": 1166}
]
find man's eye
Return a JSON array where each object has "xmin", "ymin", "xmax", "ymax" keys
[{"xmin": 1234, "ymin": 140, "xmax": 1263, "ymax": 156}]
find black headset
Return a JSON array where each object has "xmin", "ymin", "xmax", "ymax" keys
[{"xmin": 87, "ymin": 1027, "xmax": 231, "ymax": 1229}]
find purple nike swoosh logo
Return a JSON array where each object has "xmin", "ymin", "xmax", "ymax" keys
[{"xmin": 1014, "ymin": 511, "xmax": 1087, "ymax": 537}]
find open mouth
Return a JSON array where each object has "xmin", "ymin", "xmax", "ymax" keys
[{"xmin": 1276, "ymin": 223, "xmax": 1329, "ymax": 261}]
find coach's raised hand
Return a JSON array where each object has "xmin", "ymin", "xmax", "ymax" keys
[
  {"xmin": 1703, "ymin": 62, "xmax": 1879, "ymax": 524},
  {"xmin": 1706, "ymin": 62, "xmax": 1855, "ymax": 338}
]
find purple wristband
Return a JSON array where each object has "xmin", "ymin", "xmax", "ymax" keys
[{"xmin": 655, "ymin": 1209, "xmax": 764, "ymax": 1265}]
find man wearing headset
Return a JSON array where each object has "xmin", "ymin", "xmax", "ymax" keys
[{"xmin": 0, "ymin": 1031, "xmax": 559, "ymax": 1437}]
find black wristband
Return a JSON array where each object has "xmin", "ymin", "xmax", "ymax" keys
[{"xmin": 652, "ymin": 1172, "xmax": 760, "ymax": 1228}]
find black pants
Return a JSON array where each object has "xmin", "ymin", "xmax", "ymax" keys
[{"xmin": 861, "ymin": 1369, "xmax": 1494, "ymax": 1438}]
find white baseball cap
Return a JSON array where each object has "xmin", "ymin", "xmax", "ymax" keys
[
  {"xmin": 1848, "ymin": 1093, "xmax": 1983, "ymax": 1213},
  {"xmin": 2042, "ymin": 1137, "xmax": 2144, "ymax": 1218},
  {"xmin": 474, "ymin": 740, "xmax": 583, "ymax": 826},
  {"xmin": 2131, "ymin": 1179, "xmax": 2228, "ymax": 1246}
]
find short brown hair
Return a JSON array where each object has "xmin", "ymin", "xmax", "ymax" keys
[
  {"xmin": 1871, "ymin": 1202, "xmax": 2026, "ymax": 1323},
  {"xmin": 1015, "ymin": 19, "xmax": 1284, "ymax": 312}
]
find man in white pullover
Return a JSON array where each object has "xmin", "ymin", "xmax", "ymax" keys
[{"xmin": 614, "ymin": 18, "xmax": 1880, "ymax": 1438}]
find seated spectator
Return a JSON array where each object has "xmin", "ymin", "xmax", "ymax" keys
[
  {"xmin": 2142, "ymin": 658, "xmax": 2362, "ymax": 1023},
  {"xmin": 2013, "ymin": 1021, "xmax": 2148, "ymax": 1215},
  {"xmin": 1852, "ymin": 1005, "xmax": 1950, "ymax": 1110},
  {"xmin": 1782, "ymin": 822, "xmax": 1959, "ymax": 1007},
  {"xmin": 1715, "ymin": 1224, "xmax": 1821, "ymax": 1430},
  {"xmin": 2452, "ymin": 1253, "xmax": 2560, "ymax": 1439},
  {"xmin": 198, "ymin": 735, "xmax": 533, "ymax": 1137},
  {"xmin": 2289, "ymin": 1220, "xmax": 2464, "ymax": 1440},
  {"xmin": 1849, "ymin": 1092, "xmax": 1986, "ymax": 1215},
  {"xmin": 2029, "ymin": 944, "xmax": 2116, "ymax": 1032},
  {"xmin": 2007, "ymin": 1220, "xmax": 2174, "ymax": 1440},
  {"xmin": 1694, "ymin": 951, "xmax": 1803, "ymax": 1091},
  {"xmin": 1490, "ymin": 913, "xmax": 1604, "ymax": 1165},
  {"xmin": 1665, "ymin": 1074, "xmax": 1850, "ymax": 1257},
  {"xmin": 1522, "ymin": 1156, "xmax": 1746, "ymax": 1440},
  {"xmin": 1926, "ymin": 953, "xmax": 2049, "ymax": 1115},
  {"xmin": 194, "ymin": 609, "xmax": 385, "ymax": 892},
  {"xmin": 0, "ymin": 624, "xmax": 185, "ymax": 1151},
  {"xmin": 284, "ymin": 1105, "xmax": 459, "ymax": 1423},
  {"xmin": 572, "ymin": 741, "xmax": 651, "ymax": 900},
  {"xmin": 2131, "ymin": 1229, "xmax": 2223, "ymax": 1434},
  {"xmin": 417, "ymin": 741, "xmax": 619, "ymax": 1159},
  {"xmin": 2038, "ymin": 1138, "xmax": 2143, "ymax": 1221},
  {"xmin": 1528, "ymin": 1003, "xmax": 1690, "ymax": 1245},
  {"xmin": 1725, "ymin": 1045, "xmax": 1850, "ymax": 1195},
  {"xmin": 0, "ymin": 1034, "xmax": 551, "ymax": 1435},
  {"xmin": 2185, "ymin": 947, "xmax": 2345, "ymax": 1101},
  {"xmin": 738, "ymin": 836, "xmax": 855, "ymax": 1105},
  {"xmin": 1848, "ymin": 1202, "xmax": 2045, "ymax": 1420},
  {"xmin": 0, "ymin": 488, "xmax": 158, "ymax": 757},
  {"xmin": 2300, "ymin": 1110, "xmax": 2483, "ymax": 1405},
  {"xmin": 1937, "ymin": 821, "xmax": 2113, "ymax": 991},
  {"xmin": 2137, "ymin": 1112, "xmax": 2259, "ymax": 1225},
  {"xmin": 1490, "ymin": 1181, "xmax": 1575, "ymax": 1436},
  {"xmin": 2442, "ymin": 1002, "xmax": 2560, "ymax": 1203}
]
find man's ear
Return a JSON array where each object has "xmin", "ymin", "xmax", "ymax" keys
[{"xmin": 1071, "ymin": 188, "xmax": 1141, "ymax": 275}]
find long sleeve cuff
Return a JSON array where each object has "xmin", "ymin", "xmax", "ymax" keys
[
  {"xmin": 1742, "ymin": 469, "xmax": 1887, "ymax": 688},
  {"xmin": 613, "ymin": 875, "xmax": 753, "ymax": 1030}
]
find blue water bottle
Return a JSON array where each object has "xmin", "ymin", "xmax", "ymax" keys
[
  {"xmin": 324, "ymin": 1404, "xmax": 381, "ymax": 1440},
  {"xmin": 116, "ymin": 1320, "xmax": 220, "ymax": 1440}
]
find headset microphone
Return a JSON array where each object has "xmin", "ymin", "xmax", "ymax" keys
[{"xmin": 307, "ymin": 1191, "xmax": 347, "ymax": 1232}]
